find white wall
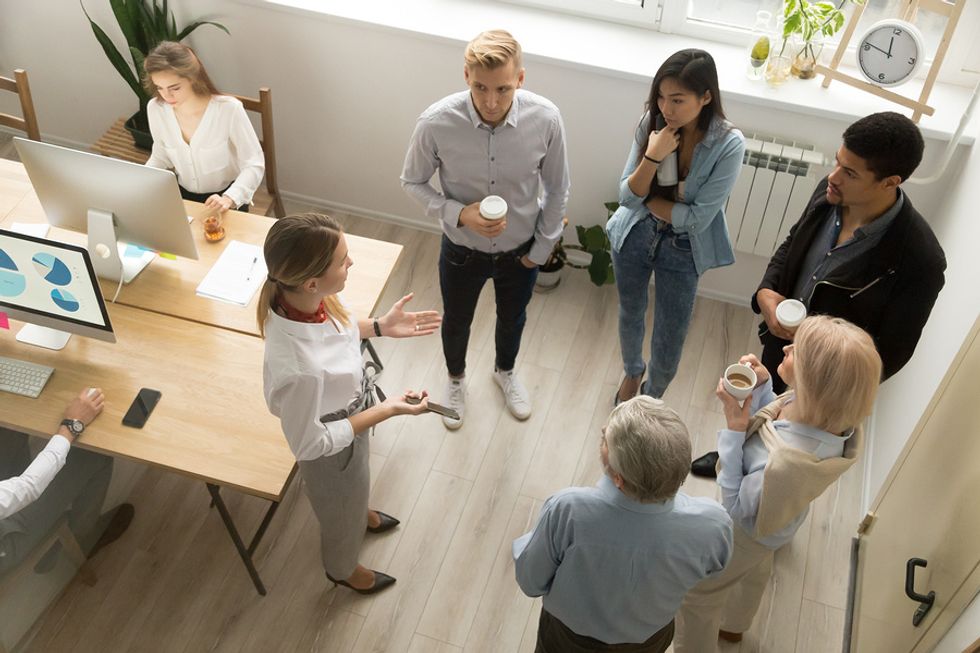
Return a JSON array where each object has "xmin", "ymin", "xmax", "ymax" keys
[{"xmin": 0, "ymin": 0, "xmax": 958, "ymax": 305}]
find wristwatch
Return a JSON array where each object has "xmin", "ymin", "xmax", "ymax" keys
[{"xmin": 60, "ymin": 418, "xmax": 85, "ymax": 438}]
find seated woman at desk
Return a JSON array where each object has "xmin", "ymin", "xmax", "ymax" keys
[
  {"xmin": 142, "ymin": 41, "xmax": 264, "ymax": 214},
  {"xmin": 258, "ymin": 213, "xmax": 442, "ymax": 595}
]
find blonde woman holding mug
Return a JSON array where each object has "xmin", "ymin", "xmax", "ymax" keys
[
  {"xmin": 258, "ymin": 213, "xmax": 441, "ymax": 594},
  {"xmin": 674, "ymin": 316, "xmax": 881, "ymax": 651}
]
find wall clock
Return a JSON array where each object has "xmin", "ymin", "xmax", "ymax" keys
[{"xmin": 856, "ymin": 19, "xmax": 926, "ymax": 87}]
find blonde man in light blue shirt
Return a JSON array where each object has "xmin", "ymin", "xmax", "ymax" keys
[
  {"xmin": 401, "ymin": 30, "xmax": 570, "ymax": 430},
  {"xmin": 513, "ymin": 396, "xmax": 733, "ymax": 652}
]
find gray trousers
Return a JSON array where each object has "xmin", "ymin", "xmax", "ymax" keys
[
  {"xmin": 298, "ymin": 432, "xmax": 370, "ymax": 579},
  {"xmin": 0, "ymin": 428, "xmax": 113, "ymax": 575}
]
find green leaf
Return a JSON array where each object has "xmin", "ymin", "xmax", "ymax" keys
[
  {"xmin": 588, "ymin": 250, "xmax": 614, "ymax": 286},
  {"xmin": 783, "ymin": 13, "xmax": 802, "ymax": 38},
  {"xmin": 176, "ymin": 20, "xmax": 230, "ymax": 41},
  {"xmin": 81, "ymin": 1, "xmax": 143, "ymax": 97},
  {"xmin": 109, "ymin": 0, "xmax": 138, "ymax": 49},
  {"xmin": 604, "ymin": 201, "xmax": 620, "ymax": 216},
  {"xmin": 129, "ymin": 46, "xmax": 151, "ymax": 102}
]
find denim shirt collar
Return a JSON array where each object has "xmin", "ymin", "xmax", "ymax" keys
[
  {"xmin": 699, "ymin": 116, "xmax": 734, "ymax": 150},
  {"xmin": 597, "ymin": 474, "xmax": 675, "ymax": 514},
  {"xmin": 855, "ymin": 188, "xmax": 904, "ymax": 239}
]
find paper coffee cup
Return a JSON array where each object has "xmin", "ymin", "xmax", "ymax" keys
[
  {"xmin": 723, "ymin": 363, "xmax": 757, "ymax": 401},
  {"xmin": 776, "ymin": 299, "xmax": 807, "ymax": 329},
  {"xmin": 480, "ymin": 195, "xmax": 507, "ymax": 221}
]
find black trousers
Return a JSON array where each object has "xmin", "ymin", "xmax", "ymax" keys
[
  {"xmin": 178, "ymin": 184, "xmax": 249, "ymax": 212},
  {"xmin": 760, "ymin": 330, "xmax": 791, "ymax": 394},
  {"xmin": 535, "ymin": 609, "xmax": 674, "ymax": 653}
]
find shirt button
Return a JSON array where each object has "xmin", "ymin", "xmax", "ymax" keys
[
  {"xmin": 491, "ymin": 157, "xmax": 495, "ymax": 161},
  {"xmin": 812, "ymin": 275, "xmax": 817, "ymax": 280},
  {"xmin": 491, "ymin": 181, "xmax": 495, "ymax": 185}
]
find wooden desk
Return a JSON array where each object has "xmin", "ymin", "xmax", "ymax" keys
[
  {"xmin": 0, "ymin": 161, "xmax": 404, "ymax": 333},
  {"xmin": 0, "ymin": 159, "xmax": 404, "ymax": 594}
]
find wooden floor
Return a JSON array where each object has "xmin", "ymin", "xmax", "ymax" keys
[{"xmin": 2, "ymin": 132, "xmax": 857, "ymax": 652}]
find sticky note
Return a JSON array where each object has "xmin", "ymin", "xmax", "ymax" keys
[
  {"xmin": 124, "ymin": 244, "xmax": 150, "ymax": 258},
  {"xmin": 158, "ymin": 252, "xmax": 176, "ymax": 260},
  {"xmin": 0, "ymin": 312, "xmax": 8, "ymax": 330}
]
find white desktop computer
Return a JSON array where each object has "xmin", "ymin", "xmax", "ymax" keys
[
  {"xmin": 13, "ymin": 137, "xmax": 198, "ymax": 284},
  {"xmin": 0, "ymin": 229, "xmax": 113, "ymax": 355}
]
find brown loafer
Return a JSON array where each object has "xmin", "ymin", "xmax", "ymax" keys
[{"xmin": 719, "ymin": 629, "xmax": 743, "ymax": 643}]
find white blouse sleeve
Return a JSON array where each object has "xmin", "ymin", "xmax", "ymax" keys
[
  {"xmin": 223, "ymin": 101, "xmax": 265, "ymax": 207},
  {"xmin": 145, "ymin": 100, "xmax": 174, "ymax": 171},
  {"xmin": 270, "ymin": 373, "xmax": 355, "ymax": 461},
  {"xmin": 0, "ymin": 435, "xmax": 71, "ymax": 519}
]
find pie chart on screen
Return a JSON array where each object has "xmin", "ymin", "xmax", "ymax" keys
[
  {"xmin": 32, "ymin": 252, "xmax": 72, "ymax": 286},
  {"xmin": 0, "ymin": 248, "xmax": 26, "ymax": 297},
  {"xmin": 51, "ymin": 289, "xmax": 80, "ymax": 312}
]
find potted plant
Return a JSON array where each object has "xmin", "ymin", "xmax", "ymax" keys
[
  {"xmin": 82, "ymin": 0, "xmax": 229, "ymax": 149},
  {"xmin": 778, "ymin": 0, "xmax": 859, "ymax": 79},
  {"xmin": 535, "ymin": 203, "xmax": 616, "ymax": 292}
]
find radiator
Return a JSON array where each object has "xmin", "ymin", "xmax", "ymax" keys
[{"xmin": 726, "ymin": 135, "xmax": 829, "ymax": 257}]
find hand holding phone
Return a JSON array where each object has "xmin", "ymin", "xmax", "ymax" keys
[{"xmin": 406, "ymin": 395, "xmax": 460, "ymax": 421}]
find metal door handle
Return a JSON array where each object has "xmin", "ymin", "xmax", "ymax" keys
[{"xmin": 905, "ymin": 558, "xmax": 936, "ymax": 627}]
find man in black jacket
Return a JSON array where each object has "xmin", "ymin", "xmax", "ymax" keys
[{"xmin": 692, "ymin": 112, "xmax": 946, "ymax": 478}]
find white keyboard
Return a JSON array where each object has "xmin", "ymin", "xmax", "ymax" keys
[{"xmin": 0, "ymin": 356, "xmax": 54, "ymax": 398}]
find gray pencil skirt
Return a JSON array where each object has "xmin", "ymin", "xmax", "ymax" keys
[{"xmin": 297, "ymin": 432, "xmax": 370, "ymax": 579}]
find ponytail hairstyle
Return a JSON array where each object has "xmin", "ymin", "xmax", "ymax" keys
[
  {"xmin": 143, "ymin": 41, "xmax": 221, "ymax": 100},
  {"xmin": 256, "ymin": 213, "xmax": 349, "ymax": 338},
  {"xmin": 791, "ymin": 316, "xmax": 882, "ymax": 434}
]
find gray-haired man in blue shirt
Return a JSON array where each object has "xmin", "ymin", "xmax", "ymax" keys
[{"xmin": 513, "ymin": 396, "xmax": 733, "ymax": 652}]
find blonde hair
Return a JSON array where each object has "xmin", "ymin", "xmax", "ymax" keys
[
  {"xmin": 792, "ymin": 316, "xmax": 882, "ymax": 434},
  {"xmin": 142, "ymin": 41, "xmax": 220, "ymax": 99},
  {"xmin": 464, "ymin": 30, "xmax": 522, "ymax": 71},
  {"xmin": 605, "ymin": 396, "xmax": 691, "ymax": 503},
  {"xmin": 256, "ymin": 213, "xmax": 349, "ymax": 337}
]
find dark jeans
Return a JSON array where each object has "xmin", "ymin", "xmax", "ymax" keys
[
  {"xmin": 0, "ymin": 428, "xmax": 113, "ymax": 575},
  {"xmin": 178, "ymin": 184, "xmax": 249, "ymax": 212},
  {"xmin": 438, "ymin": 235, "xmax": 538, "ymax": 377},
  {"xmin": 535, "ymin": 609, "xmax": 674, "ymax": 653}
]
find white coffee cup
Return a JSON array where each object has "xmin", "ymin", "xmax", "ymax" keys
[
  {"xmin": 479, "ymin": 195, "xmax": 507, "ymax": 221},
  {"xmin": 723, "ymin": 363, "xmax": 757, "ymax": 401},
  {"xmin": 776, "ymin": 299, "xmax": 807, "ymax": 330}
]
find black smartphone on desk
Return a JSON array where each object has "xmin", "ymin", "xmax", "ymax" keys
[{"xmin": 122, "ymin": 388, "xmax": 162, "ymax": 428}]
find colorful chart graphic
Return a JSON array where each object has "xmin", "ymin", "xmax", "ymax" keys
[
  {"xmin": 50, "ymin": 289, "xmax": 80, "ymax": 312},
  {"xmin": 32, "ymin": 252, "xmax": 72, "ymax": 286},
  {"xmin": 0, "ymin": 248, "xmax": 26, "ymax": 297}
]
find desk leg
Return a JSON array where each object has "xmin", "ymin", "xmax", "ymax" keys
[
  {"xmin": 361, "ymin": 339, "xmax": 384, "ymax": 371},
  {"xmin": 206, "ymin": 483, "xmax": 267, "ymax": 596}
]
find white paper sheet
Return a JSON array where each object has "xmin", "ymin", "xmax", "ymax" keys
[{"xmin": 195, "ymin": 240, "xmax": 267, "ymax": 306}]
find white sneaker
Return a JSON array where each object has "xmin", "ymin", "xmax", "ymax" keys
[
  {"xmin": 493, "ymin": 368, "xmax": 532, "ymax": 420},
  {"xmin": 443, "ymin": 377, "xmax": 466, "ymax": 430}
]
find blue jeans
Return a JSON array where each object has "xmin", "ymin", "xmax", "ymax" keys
[
  {"xmin": 612, "ymin": 216, "xmax": 700, "ymax": 398},
  {"xmin": 439, "ymin": 236, "xmax": 538, "ymax": 377}
]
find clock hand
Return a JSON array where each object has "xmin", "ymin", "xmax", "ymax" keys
[
  {"xmin": 865, "ymin": 42, "xmax": 891, "ymax": 56},
  {"xmin": 886, "ymin": 36, "xmax": 894, "ymax": 58}
]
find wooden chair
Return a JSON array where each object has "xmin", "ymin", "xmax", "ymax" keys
[
  {"xmin": 0, "ymin": 517, "xmax": 96, "ymax": 653},
  {"xmin": 231, "ymin": 88, "xmax": 286, "ymax": 218},
  {"xmin": 0, "ymin": 69, "xmax": 40, "ymax": 141}
]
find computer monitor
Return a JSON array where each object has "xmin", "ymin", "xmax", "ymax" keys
[
  {"xmin": 0, "ymin": 229, "xmax": 114, "ymax": 350},
  {"xmin": 13, "ymin": 137, "xmax": 198, "ymax": 284}
]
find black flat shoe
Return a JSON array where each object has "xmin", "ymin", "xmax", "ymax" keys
[
  {"xmin": 326, "ymin": 570, "xmax": 397, "ymax": 595},
  {"xmin": 367, "ymin": 510, "xmax": 400, "ymax": 534},
  {"xmin": 691, "ymin": 451, "xmax": 720, "ymax": 478}
]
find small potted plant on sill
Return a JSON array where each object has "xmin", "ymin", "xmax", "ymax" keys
[
  {"xmin": 82, "ymin": 0, "xmax": 229, "ymax": 150},
  {"xmin": 779, "ymin": 0, "xmax": 860, "ymax": 80}
]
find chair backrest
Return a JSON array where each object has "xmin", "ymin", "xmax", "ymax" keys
[
  {"xmin": 231, "ymin": 87, "xmax": 285, "ymax": 218},
  {"xmin": 0, "ymin": 69, "xmax": 40, "ymax": 141}
]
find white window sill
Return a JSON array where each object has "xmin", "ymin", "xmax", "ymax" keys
[{"xmin": 239, "ymin": 0, "xmax": 978, "ymax": 144}]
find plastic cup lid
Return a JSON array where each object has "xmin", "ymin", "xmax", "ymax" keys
[{"xmin": 480, "ymin": 195, "xmax": 508, "ymax": 219}]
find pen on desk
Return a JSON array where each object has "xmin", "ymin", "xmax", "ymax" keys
[{"xmin": 245, "ymin": 256, "xmax": 258, "ymax": 281}]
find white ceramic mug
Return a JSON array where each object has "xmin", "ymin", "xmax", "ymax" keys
[{"xmin": 723, "ymin": 363, "xmax": 758, "ymax": 401}]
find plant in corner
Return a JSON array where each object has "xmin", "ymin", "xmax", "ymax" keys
[
  {"xmin": 535, "ymin": 204, "xmax": 616, "ymax": 292},
  {"xmin": 779, "ymin": 0, "xmax": 863, "ymax": 79},
  {"xmin": 81, "ymin": 0, "xmax": 229, "ymax": 149}
]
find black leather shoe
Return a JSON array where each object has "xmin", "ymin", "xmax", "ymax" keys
[
  {"xmin": 326, "ymin": 570, "xmax": 397, "ymax": 595},
  {"xmin": 366, "ymin": 510, "xmax": 400, "ymax": 534},
  {"xmin": 691, "ymin": 451, "xmax": 720, "ymax": 478}
]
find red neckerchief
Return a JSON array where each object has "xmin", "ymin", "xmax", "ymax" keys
[{"xmin": 275, "ymin": 293, "xmax": 329, "ymax": 324}]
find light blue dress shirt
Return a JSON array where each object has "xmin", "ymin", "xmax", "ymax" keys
[
  {"xmin": 716, "ymin": 378, "xmax": 852, "ymax": 549},
  {"xmin": 607, "ymin": 114, "xmax": 745, "ymax": 275},
  {"xmin": 513, "ymin": 475, "xmax": 733, "ymax": 644},
  {"xmin": 400, "ymin": 89, "xmax": 570, "ymax": 265}
]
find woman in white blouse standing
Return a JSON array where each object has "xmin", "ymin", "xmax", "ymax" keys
[
  {"xmin": 142, "ymin": 41, "xmax": 264, "ymax": 213},
  {"xmin": 258, "ymin": 213, "xmax": 442, "ymax": 595}
]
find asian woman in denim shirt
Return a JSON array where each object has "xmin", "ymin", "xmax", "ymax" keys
[{"xmin": 609, "ymin": 49, "xmax": 746, "ymax": 403}]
